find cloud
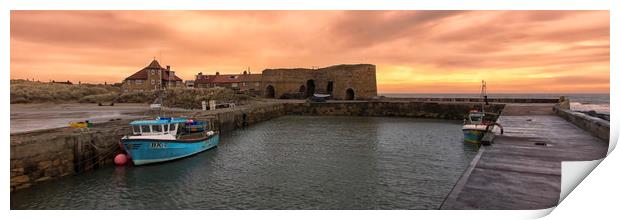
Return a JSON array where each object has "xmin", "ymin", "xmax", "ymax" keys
[
  {"xmin": 11, "ymin": 11, "xmax": 174, "ymax": 48},
  {"xmin": 10, "ymin": 10, "xmax": 609, "ymax": 93},
  {"xmin": 327, "ymin": 11, "xmax": 467, "ymax": 47}
]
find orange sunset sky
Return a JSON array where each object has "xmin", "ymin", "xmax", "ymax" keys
[{"xmin": 10, "ymin": 10, "xmax": 609, "ymax": 93}]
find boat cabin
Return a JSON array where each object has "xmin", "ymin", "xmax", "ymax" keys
[
  {"xmin": 465, "ymin": 110, "xmax": 499, "ymax": 125},
  {"xmin": 466, "ymin": 111, "xmax": 485, "ymax": 124},
  {"xmin": 129, "ymin": 117, "xmax": 216, "ymax": 140},
  {"xmin": 130, "ymin": 118, "xmax": 188, "ymax": 136}
]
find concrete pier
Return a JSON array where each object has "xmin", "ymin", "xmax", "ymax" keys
[{"xmin": 441, "ymin": 104, "xmax": 608, "ymax": 209}]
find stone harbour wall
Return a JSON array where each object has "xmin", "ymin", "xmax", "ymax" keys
[
  {"xmin": 202, "ymin": 102, "xmax": 287, "ymax": 133},
  {"xmin": 553, "ymin": 107, "xmax": 610, "ymax": 143},
  {"xmin": 10, "ymin": 121, "xmax": 131, "ymax": 191}
]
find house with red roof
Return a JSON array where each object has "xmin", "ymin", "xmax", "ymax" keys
[{"xmin": 121, "ymin": 59, "xmax": 183, "ymax": 92}]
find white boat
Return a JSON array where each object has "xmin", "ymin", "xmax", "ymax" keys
[
  {"xmin": 313, "ymin": 93, "xmax": 331, "ymax": 98},
  {"xmin": 462, "ymin": 81, "xmax": 503, "ymax": 145},
  {"xmin": 462, "ymin": 110, "xmax": 491, "ymax": 144}
]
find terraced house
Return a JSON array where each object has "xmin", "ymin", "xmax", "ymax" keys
[
  {"xmin": 194, "ymin": 71, "xmax": 262, "ymax": 95},
  {"xmin": 122, "ymin": 59, "xmax": 183, "ymax": 92}
]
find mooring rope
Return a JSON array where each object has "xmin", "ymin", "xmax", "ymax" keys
[
  {"xmin": 73, "ymin": 129, "xmax": 123, "ymax": 174},
  {"xmin": 73, "ymin": 143, "xmax": 120, "ymax": 175}
]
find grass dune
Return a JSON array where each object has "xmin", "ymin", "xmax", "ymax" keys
[{"xmin": 11, "ymin": 80, "xmax": 254, "ymax": 109}]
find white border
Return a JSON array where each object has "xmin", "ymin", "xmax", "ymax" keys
[{"xmin": 2, "ymin": 0, "xmax": 616, "ymax": 219}]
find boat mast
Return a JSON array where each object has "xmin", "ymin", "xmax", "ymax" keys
[
  {"xmin": 153, "ymin": 59, "xmax": 164, "ymax": 118},
  {"xmin": 480, "ymin": 80, "xmax": 488, "ymax": 114},
  {"xmin": 160, "ymin": 65, "xmax": 165, "ymax": 117}
]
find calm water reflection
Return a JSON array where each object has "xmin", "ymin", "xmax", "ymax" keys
[{"xmin": 11, "ymin": 116, "xmax": 477, "ymax": 209}]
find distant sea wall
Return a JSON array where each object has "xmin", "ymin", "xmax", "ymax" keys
[
  {"xmin": 382, "ymin": 97, "xmax": 558, "ymax": 103},
  {"xmin": 284, "ymin": 101, "xmax": 505, "ymax": 120}
]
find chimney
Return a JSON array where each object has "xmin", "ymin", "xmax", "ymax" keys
[
  {"xmin": 198, "ymin": 72, "xmax": 203, "ymax": 76},
  {"xmin": 166, "ymin": 65, "xmax": 170, "ymax": 71},
  {"xmin": 216, "ymin": 72, "xmax": 220, "ymax": 76}
]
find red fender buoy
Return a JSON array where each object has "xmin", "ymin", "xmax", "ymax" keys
[{"xmin": 114, "ymin": 154, "xmax": 128, "ymax": 166}]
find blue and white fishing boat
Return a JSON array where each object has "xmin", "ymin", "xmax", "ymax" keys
[
  {"xmin": 462, "ymin": 110, "xmax": 489, "ymax": 144},
  {"xmin": 120, "ymin": 117, "xmax": 219, "ymax": 165},
  {"xmin": 462, "ymin": 80, "xmax": 502, "ymax": 145}
]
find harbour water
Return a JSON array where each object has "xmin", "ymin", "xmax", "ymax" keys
[{"xmin": 11, "ymin": 116, "xmax": 477, "ymax": 209}]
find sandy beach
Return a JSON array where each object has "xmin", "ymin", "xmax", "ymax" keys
[{"xmin": 10, "ymin": 103, "xmax": 150, "ymax": 134}]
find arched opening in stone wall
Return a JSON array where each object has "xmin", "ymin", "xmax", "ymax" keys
[
  {"xmin": 265, "ymin": 85, "xmax": 275, "ymax": 98},
  {"xmin": 299, "ymin": 85, "xmax": 306, "ymax": 96},
  {"xmin": 306, "ymin": 80, "xmax": 315, "ymax": 98},
  {"xmin": 327, "ymin": 81, "xmax": 334, "ymax": 95},
  {"xmin": 345, "ymin": 88, "xmax": 355, "ymax": 100}
]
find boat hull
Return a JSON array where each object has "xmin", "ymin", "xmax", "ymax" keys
[
  {"xmin": 463, "ymin": 129, "xmax": 484, "ymax": 144},
  {"xmin": 121, "ymin": 134, "xmax": 219, "ymax": 165}
]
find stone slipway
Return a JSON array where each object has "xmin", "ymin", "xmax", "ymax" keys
[{"xmin": 441, "ymin": 104, "xmax": 608, "ymax": 209}]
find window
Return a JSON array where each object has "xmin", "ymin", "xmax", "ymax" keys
[
  {"xmin": 152, "ymin": 125, "xmax": 162, "ymax": 132},
  {"xmin": 255, "ymin": 82, "xmax": 260, "ymax": 86},
  {"xmin": 163, "ymin": 124, "xmax": 169, "ymax": 132},
  {"xmin": 136, "ymin": 80, "xmax": 143, "ymax": 85},
  {"xmin": 470, "ymin": 114, "xmax": 483, "ymax": 122},
  {"xmin": 151, "ymin": 79, "xmax": 156, "ymax": 85},
  {"xmin": 170, "ymin": 124, "xmax": 177, "ymax": 131},
  {"xmin": 132, "ymin": 126, "xmax": 140, "ymax": 134},
  {"xmin": 126, "ymin": 80, "xmax": 132, "ymax": 84},
  {"xmin": 231, "ymin": 83, "xmax": 238, "ymax": 88},
  {"xmin": 141, "ymin": 125, "xmax": 151, "ymax": 133}
]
